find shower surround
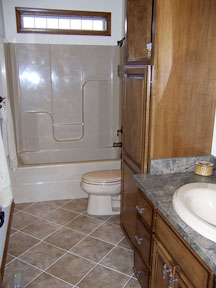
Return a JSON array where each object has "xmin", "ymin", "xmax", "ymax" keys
[
  {"xmin": 7, "ymin": 43, "xmax": 121, "ymax": 164},
  {"xmin": 5, "ymin": 44, "xmax": 121, "ymax": 202}
]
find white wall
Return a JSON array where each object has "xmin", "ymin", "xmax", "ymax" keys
[
  {"xmin": 211, "ymin": 110, "xmax": 216, "ymax": 157},
  {"xmin": 2, "ymin": 0, "xmax": 125, "ymax": 45},
  {"xmin": 0, "ymin": 0, "xmax": 5, "ymax": 37}
]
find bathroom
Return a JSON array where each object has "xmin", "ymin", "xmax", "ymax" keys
[
  {"xmin": 1, "ymin": 0, "xmax": 216, "ymax": 287},
  {"xmin": 0, "ymin": 0, "xmax": 138, "ymax": 287}
]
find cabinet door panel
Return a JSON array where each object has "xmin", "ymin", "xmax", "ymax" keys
[
  {"xmin": 127, "ymin": 0, "xmax": 153, "ymax": 60},
  {"xmin": 156, "ymin": 213, "xmax": 210, "ymax": 288},
  {"xmin": 174, "ymin": 269, "xmax": 193, "ymax": 288},
  {"xmin": 134, "ymin": 250, "xmax": 150, "ymax": 288},
  {"xmin": 151, "ymin": 240, "xmax": 174, "ymax": 288},
  {"xmin": 122, "ymin": 66, "xmax": 150, "ymax": 173},
  {"xmin": 121, "ymin": 160, "xmax": 138, "ymax": 246}
]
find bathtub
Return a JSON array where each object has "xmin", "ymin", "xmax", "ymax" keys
[
  {"xmin": 18, "ymin": 147, "xmax": 120, "ymax": 165},
  {"xmin": 11, "ymin": 159, "xmax": 121, "ymax": 203}
]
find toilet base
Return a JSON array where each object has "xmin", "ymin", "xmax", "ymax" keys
[{"xmin": 87, "ymin": 194, "xmax": 120, "ymax": 216}]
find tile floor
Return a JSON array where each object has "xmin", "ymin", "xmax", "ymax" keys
[{"xmin": 3, "ymin": 198, "xmax": 141, "ymax": 288}]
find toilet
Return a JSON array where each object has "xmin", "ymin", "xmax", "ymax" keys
[{"xmin": 81, "ymin": 170, "xmax": 121, "ymax": 216}]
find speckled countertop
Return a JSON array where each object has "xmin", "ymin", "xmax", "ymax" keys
[{"xmin": 134, "ymin": 172, "xmax": 216, "ymax": 273}]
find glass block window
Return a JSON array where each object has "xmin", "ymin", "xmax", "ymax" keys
[{"xmin": 16, "ymin": 7, "xmax": 111, "ymax": 36}]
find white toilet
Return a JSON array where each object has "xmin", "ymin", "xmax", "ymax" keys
[{"xmin": 81, "ymin": 170, "xmax": 122, "ymax": 216}]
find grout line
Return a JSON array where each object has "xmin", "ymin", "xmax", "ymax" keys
[
  {"xmin": 12, "ymin": 257, "xmax": 44, "ymax": 272},
  {"xmin": 98, "ymin": 263, "xmax": 133, "ymax": 278},
  {"xmin": 122, "ymin": 276, "xmax": 139, "ymax": 288},
  {"xmin": 10, "ymin": 200, "xmax": 131, "ymax": 287},
  {"xmin": 42, "ymin": 271, "xmax": 75, "ymax": 287},
  {"xmin": 24, "ymin": 272, "xmax": 44, "ymax": 287},
  {"xmin": 29, "ymin": 212, "xmax": 114, "ymax": 285},
  {"xmin": 41, "ymin": 214, "xmax": 116, "ymax": 287},
  {"xmin": 24, "ymin": 271, "xmax": 74, "ymax": 288},
  {"xmin": 15, "ymin": 202, "xmax": 37, "ymax": 211},
  {"xmin": 73, "ymin": 262, "xmax": 98, "ymax": 287},
  {"xmin": 67, "ymin": 212, "xmax": 114, "ymax": 251},
  {"xmin": 74, "ymin": 232, "xmax": 126, "ymax": 286},
  {"xmin": 14, "ymin": 252, "xmax": 74, "ymax": 288},
  {"xmin": 5, "ymin": 254, "xmax": 17, "ymax": 266}
]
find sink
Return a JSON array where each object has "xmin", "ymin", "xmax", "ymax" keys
[{"xmin": 172, "ymin": 182, "xmax": 216, "ymax": 243}]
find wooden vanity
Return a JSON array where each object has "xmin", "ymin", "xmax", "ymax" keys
[{"xmin": 122, "ymin": 178, "xmax": 216, "ymax": 288}]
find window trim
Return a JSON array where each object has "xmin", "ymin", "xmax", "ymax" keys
[{"xmin": 15, "ymin": 7, "xmax": 111, "ymax": 36}]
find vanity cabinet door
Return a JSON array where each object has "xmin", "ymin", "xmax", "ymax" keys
[
  {"xmin": 134, "ymin": 250, "xmax": 150, "ymax": 288},
  {"xmin": 121, "ymin": 160, "xmax": 138, "ymax": 246},
  {"xmin": 155, "ymin": 213, "xmax": 211, "ymax": 288},
  {"xmin": 127, "ymin": 0, "xmax": 154, "ymax": 61},
  {"xmin": 173, "ymin": 268, "xmax": 193, "ymax": 288},
  {"xmin": 151, "ymin": 240, "xmax": 174, "ymax": 288}
]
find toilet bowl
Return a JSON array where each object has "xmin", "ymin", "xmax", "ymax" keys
[{"xmin": 81, "ymin": 170, "xmax": 121, "ymax": 216}]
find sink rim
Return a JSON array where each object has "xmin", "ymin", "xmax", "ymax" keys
[{"xmin": 172, "ymin": 182, "xmax": 216, "ymax": 243}]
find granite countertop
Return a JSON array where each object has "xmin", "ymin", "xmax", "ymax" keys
[{"xmin": 134, "ymin": 172, "xmax": 216, "ymax": 273}]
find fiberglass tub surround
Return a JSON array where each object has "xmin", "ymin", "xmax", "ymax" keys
[{"xmin": 8, "ymin": 44, "xmax": 121, "ymax": 164}]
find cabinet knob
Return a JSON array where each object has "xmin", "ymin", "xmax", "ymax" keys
[
  {"xmin": 162, "ymin": 264, "xmax": 171, "ymax": 279},
  {"xmin": 169, "ymin": 274, "xmax": 178, "ymax": 288},
  {"xmin": 136, "ymin": 205, "xmax": 145, "ymax": 214},
  {"xmin": 135, "ymin": 235, "xmax": 144, "ymax": 245}
]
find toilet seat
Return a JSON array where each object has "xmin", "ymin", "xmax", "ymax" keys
[{"xmin": 82, "ymin": 170, "xmax": 121, "ymax": 185}]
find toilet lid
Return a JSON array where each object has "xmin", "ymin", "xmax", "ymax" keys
[{"xmin": 82, "ymin": 170, "xmax": 121, "ymax": 185}]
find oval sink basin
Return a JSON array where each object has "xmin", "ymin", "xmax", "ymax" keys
[{"xmin": 172, "ymin": 183, "xmax": 216, "ymax": 243}]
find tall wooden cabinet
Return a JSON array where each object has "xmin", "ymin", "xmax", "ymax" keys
[
  {"xmin": 123, "ymin": 0, "xmax": 216, "ymax": 160},
  {"xmin": 121, "ymin": 0, "xmax": 216, "ymax": 287},
  {"xmin": 121, "ymin": 65, "xmax": 151, "ymax": 246}
]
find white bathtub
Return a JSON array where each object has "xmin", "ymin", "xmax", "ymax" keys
[{"xmin": 11, "ymin": 159, "xmax": 121, "ymax": 203}]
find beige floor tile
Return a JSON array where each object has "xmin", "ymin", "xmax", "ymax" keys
[
  {"xmin": 43, "ymin": 208, "xmax": 79, "ymax": 225},
  {"xmin": 90, "ymin": 222, "xmax": 124, "ymax": 244},
  {"xmin": 100, "ymin": 246, "xmax": 134, "ymax": 276},
  {"xmin": 21, "ymin": 219, "xmax": 60, "ymax": 239},
  {"xmin": 10, "ymin": 228, "xmax": 17, "ymax": 236},
  {"xmin": 44, "ymin": 199, "xmax": 71, "ymax": 207},
  {"xmin": 125, "ymin": 278, "xmax": 141, "ymax": 287},
  {"xmin": 66, "ymin": 215, "xmax": 101, "ymax": 234},
  {"xmin": 5, "ymin": 254, "xmax": 15, "ymax": 265},
  {"xmin": 3, "ymin": 259, "xmax": 41, "ymax": 288},
  {"xmin": 44, "ymin": 227, "xmax": 85, "ymax": 250},
  {"xmin": 107, "ymin": 215, "xmax": 120, "ymax": 226},
  {"xmin": 82, "ymin": 211, "xmax": 110, "ymax": 221},
  {"xmin": 78, "ymin": 265, "xmax": 129, "ymax": 288},
  {"xmin": 8, "ymin": 231, "xmax": 39, "ymax": 257},
  {"xmin": 23, "ymin": 202, "xmax": 59, "ymax": 217},
  {"xmin": 62, "ymin": 198, "xmax": 88, "ymax": 213},
  {"xmin": 13, "ymin": 208, "xmax": 19, "ymax": 215},
  {"xmin": 15, "ymin": 202, "xmax": 35, "ymax": 211},
  {"xmin": 46, "ymin": 253, "xmax": 94, "ymax": 285},
  {"xmin": 70, "ymin": 236, "xmax": 114, "ymax": 262},
  {"xmin": 12, "ymin": 211, "xmax": 39, "ymax": 230},
  {"xmin": 19, "ymin": 242, "xmax": 65, "ymax": 270},
  {"xmin": 118, "ymin": 237, "xmax": 132, "ymax": 250},
  {"xmin": 26, "ymin": 273, "xmax": 73, "ymax": 287}
]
